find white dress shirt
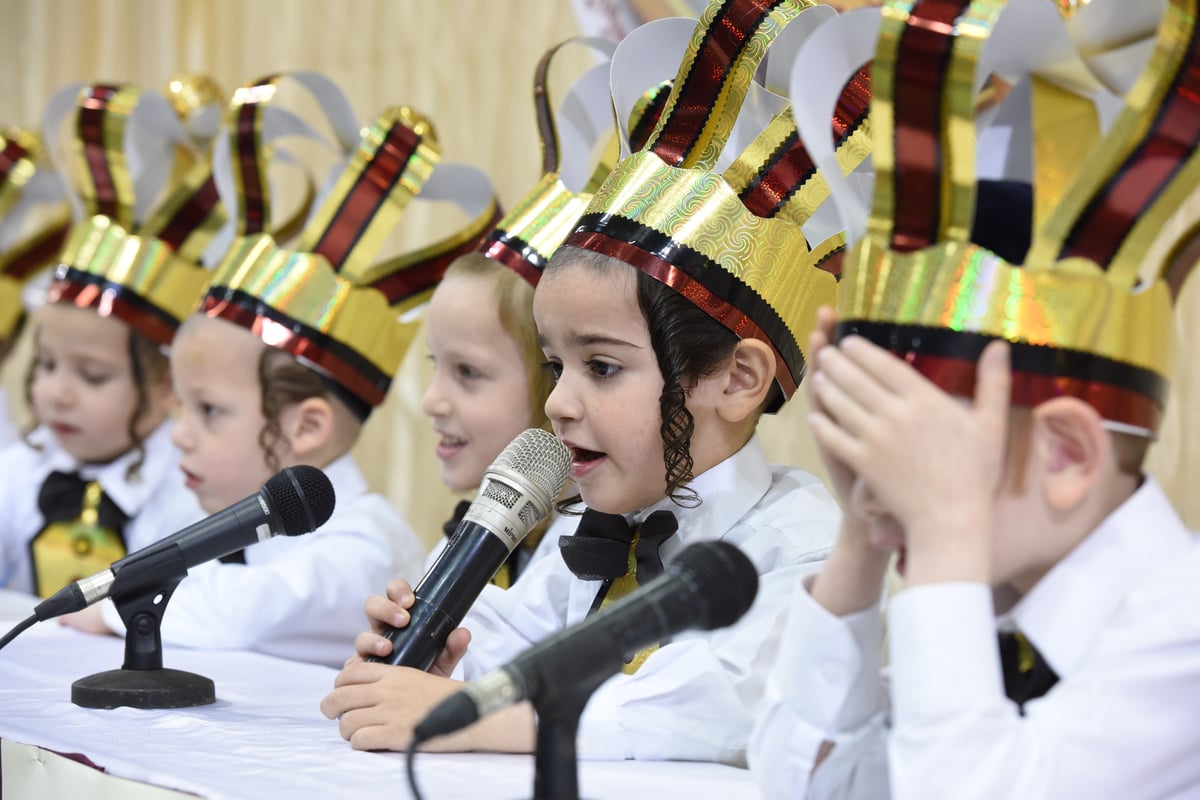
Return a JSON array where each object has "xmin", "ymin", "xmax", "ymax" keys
[
  {"xmin": 457, "ymin": 434, "xmax": 839, "ymax": 765},
  {"xmin": 749, "ymin": 478, "xmax": 1200, "ymax": 800},
  {"xmin": 100, "ymin": 454, "xmax": 426, "ymax": 668},
  {"xmin": 0, "ymin": 421, "xmax": 203, "ymax": 594}
]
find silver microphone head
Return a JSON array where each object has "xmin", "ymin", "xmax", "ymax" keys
[{"xmin": 463, "ymin": 428, "xmax": 571, "ymax": 552}]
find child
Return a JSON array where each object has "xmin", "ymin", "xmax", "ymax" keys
[
  {"xmin": 420, "ymin": 252, "xmax": 555, "ymax": 584},
  {"xmin": 74, "ymin": 76, "xmax": 502, "ymax": 668},
  {"xmin": 748, "ymin": 2, "xmax": 1200, "ymax": 797},
  {"xmin": 321, "ymin": 0, "xmax": 864, "ymax": 763},
  {"xmin": 0, "ymin": 82, "xmax": 218, "ymax": 599},
  {"xmin": 423, "ymin": 37, "xmax": 627, "ymax": 585}
]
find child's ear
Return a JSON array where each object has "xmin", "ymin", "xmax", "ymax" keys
[
  {"xmin": 1030, "ymin": 397, "xmax": 1108, "ymax": 511},
  {"xmin": 279, "ymin": 397, "xmax": 336, "ymax": 460},
  {"xmin": 715, "ymin": 338, "xmax": 775, "ymax": 424}
]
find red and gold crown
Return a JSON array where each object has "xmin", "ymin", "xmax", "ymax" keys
[
  {"xmin": 480, "ymin": 37, "xmax": 674, "ymax": 286},
  {"xmin": 565, "ymin": 0, "xmax": 872, "ymax": 404},
  {"xmin": 44, "ymin": 78, "xmax": 228, "ymax": 346},
  {"xmin": 0, "ymin": 127, "xmax": 71, "ymax": 341},
  {"xmin": 826, "ymin": 0, "xmax": 1198, "ymax": 436},
  {"xmin": 201, "ymin": 74, "xmax": 501, "ymax": 416}
]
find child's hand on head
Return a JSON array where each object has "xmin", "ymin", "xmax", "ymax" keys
[
  {"xmin": 808, "ymin": 336, "xmax": 1011, "ymax": 586},
  {"xmin": 806, "ymin": 307, "xmax": 859, "ymax": 510}
]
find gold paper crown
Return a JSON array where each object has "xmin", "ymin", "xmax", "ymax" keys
[
  {"xmin": 0, "ymin": 275, "xmax": 21, "ymax": 342},
  {"xmin": 480, "ymin": 38, "xmax": 671, "ymax": 286},
  {"xmin": 834, "ymin": 0, "xmax": 1200, "ymax": 435},
  {"xmin": 47, "ymin": 80, "xmax": 227, "ymax": 346},
  {"xmin": 565, "ymin": 0, "xmax": 870, "ymax": 403},
  {"xmin": 203, "ymin": 75, "xmax": 501, "ymax": 415},
  {"xmin": 0, "ymin": 128, "xmax": 70, "ymax": 286}
]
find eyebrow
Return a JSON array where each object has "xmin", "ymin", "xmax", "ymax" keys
[{"xmin": 537, "ymin": 332, "xmax": 643, "ymax": 350}]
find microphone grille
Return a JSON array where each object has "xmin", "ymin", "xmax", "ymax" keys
[
  {"xmin": 492, "ymin": 428, "xmax": 572, "ymax": 503},
  {"xmin": 670, "ymin": 541, "xmax": 759, "ymax": 630},
  {"xmin": 263, "ymin": 466, "xmax": 336, "ymax": 536}
]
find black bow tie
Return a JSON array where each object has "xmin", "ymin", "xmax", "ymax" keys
[
  {"xmin": 37, "ymin": 471, "xmax": 130, "ymax": 531},
  {"xmin": 558, "ymin": 508, "xmax": 678, "ymax": 584},
  {"xmin": 998, "ymin": 630, "xmax": 1060, "ymax": 713}
]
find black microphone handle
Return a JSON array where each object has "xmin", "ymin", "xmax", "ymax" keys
[
  {"xmin": 112, "ymin": 493, "xmax": 270, "ymax": 576},
  {"xmin": 370, "ymin": 520, "xmax": 512, "ymax": 670}
]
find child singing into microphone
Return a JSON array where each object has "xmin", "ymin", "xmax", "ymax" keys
[
  {"xmin": 321, "ymin": 0, "xmax": 864, "ymax": 763},
  {"xmin": 421, "ymin": 36, "xmax": 633, "ymax": 586}
]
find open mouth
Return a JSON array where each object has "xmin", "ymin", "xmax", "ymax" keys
[
  {"xmin": 571, "ymin": 446, "xmax": 604, "ymax": 464},
  {"xmin": 435, "ymin": 434, "xmax": 468, "ymax": 460}
]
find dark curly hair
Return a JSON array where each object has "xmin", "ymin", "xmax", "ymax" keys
[
  {"xmin": 24, "ymin": 318, "xmax": 170, "ymax": 481},
  {"xmin": 546, "ymin": 246, "xmax": 752, "ymax": 508},
  {"xmin": 256, "ymin": 347, "xmax": 331, "ymax": 472}
]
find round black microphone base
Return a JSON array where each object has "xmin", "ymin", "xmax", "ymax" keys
[{"xmin": 71, "ymin": 667, "xmax": 215, "ymax": 709}]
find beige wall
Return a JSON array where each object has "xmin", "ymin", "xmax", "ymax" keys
[{"xmin": 0, "ymin": 0, "xmax": 1195, "ymax": 553}]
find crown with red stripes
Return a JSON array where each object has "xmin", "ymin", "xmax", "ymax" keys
[
  {"xmin": 201, "ymin": 74, "xmax": 500, "ymax": 417},
  {"xmin": 564, "ymin": 0, "xmax": 872, "ymax": 406},
  {"xmin": 45, "ymin": 78, "xmax": 227, "ymax": 346},
  {"xmin": 826, "ymin": 0, "xmax": 1199, "ymax": 436},
  {"xmin": 479, "ymin": 37, "xmax": 674, "ymax": 286},
  {"xmin": 0, "ymin": 127, "xmax": 70, "ymax": 341}
]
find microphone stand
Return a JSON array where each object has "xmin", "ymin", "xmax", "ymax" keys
[
  {"xmin": 70, "ymin": 546, "xmax": 215, "ymax": 709},
  {"xmin": 529, "ymin": 634, "xmax": 625, "ymax": 800}
]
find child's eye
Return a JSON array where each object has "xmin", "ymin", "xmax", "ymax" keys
[
  {"xmin": 586, "ymin": 360, "xmax": 619, "ymax": 380},
  {"xmin": 80, "ymin": 370, "xmax": 113, "ymax": 386},
  {"xmin": 455, "ymin": 363, "xmax": 481, "ymax": 380},
  {"xmin": 33, "ymin": 355, "xmax": 53, "ymax": 372},
  {"xmin": 539, "ymin": 360, "xmax": 563, "ymax": 381},
  {"xmin": 198, "ymin": 402, "xmax": 222, "ymax": 420}
]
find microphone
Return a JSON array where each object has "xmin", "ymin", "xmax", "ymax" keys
[
  {"xmin": 412, "ymin": 540, "xmax": 759, "ymax": 743},
  {"xmin": 32, "ymin": 465, "xmax": 336, "ymax": 621},
  {"xmin": 370, "ymin": 428, "xmax": 571, "ymax": 669}
]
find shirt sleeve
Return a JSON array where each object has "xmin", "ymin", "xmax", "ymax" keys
[
  {"xmin": 748, "ymin": 575, "xmax": 891, "ymax": 799},
  {"xmin": 886, "ymin": 580, "xmax": 1200, "ymax": 800},
  {"xmin": 101, "ymin": 497, "xmax": 401, "ymax": 669}
]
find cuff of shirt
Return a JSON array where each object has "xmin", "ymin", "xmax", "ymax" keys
[
  {"xmin": 776, "ymin": 577, "xmax": 884, "ymax": 734},
  {"xmin": 888, "ymin": 582, "xmax": 1002, "ymax": 724}
]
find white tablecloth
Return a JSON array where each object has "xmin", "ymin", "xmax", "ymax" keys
[{"xmin": 0, "ymin": 619, "xmax": 761, "ymax": 799}]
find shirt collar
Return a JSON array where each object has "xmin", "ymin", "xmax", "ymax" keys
[
  {"xmin": 1010, "ymin": 477, "xmax": 1194, "ymax": 677},
  {"xmin": 628, "ymin": 433, "xmax": 771, "ymax": 562},
  {"xmin": 31, "ymin": 421, "xmax": 180, "ymax": 517},
  {"xmin": 318, "ymin": 454, "xmax": 366, "ymax": 508}
]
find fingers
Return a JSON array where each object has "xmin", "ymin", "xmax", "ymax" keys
[
  {"xmin": 808, "ymin": 409, "xmax": 868, "ymax": 475},
  {"xmin": 385, "ymin": 580, "xmax": 415, "ymax": 606},
  {"xmin": 365, "ymin": 593, "xmax": 410, "ymax": 635},
  {"xmin": 348, "ymin": 722, "xmax": 408, "ymax": 752},
  {"xmin": 973, "ymin": 339, "xmax": 1012, "ymax": 423},
  {"xmin": 431, "ymin": 628, "xmax": 472, "ymax": 679},
  {"xmin": 354, "ymin": 630, "xmax": 394, "ymax": 660}
]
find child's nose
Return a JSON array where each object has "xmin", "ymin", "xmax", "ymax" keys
[
  {"xmin": 544, "ymin": 376, "xmax": 580, "ymax": 424},
  {"xmin": 420, "ymin": 377, "xmax": 448, "ymax": 417},
  {"xmin": 170, "ymin": 416, "xmax": 193, "ymax": 451}
]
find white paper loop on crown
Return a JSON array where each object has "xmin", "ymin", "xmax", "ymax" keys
[
  {"xmin": 551, "ymin": 37, "xmax": 618, "ymax": 192},
  {"xmin": 211, "ymin": 71, "xmax": 362, "ymax": 238},
  {"xmin": 42, "ymin": 83, "xmax": 194, "ymax": 226},
  {"xmin": 609, "ymin": 16, "xmax": 696, "ymax": 158},
  {"xmin": 0, "ymin": 154, "xmax": 68, "ymax": 254},
  {"xmin": 788, "ymin": 8, "xmax": 880, "ymax": 246}
]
